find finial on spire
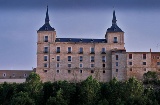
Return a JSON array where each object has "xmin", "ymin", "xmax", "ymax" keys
[
  {"xmin": 45, "ymin": 5, "xmax": 50, "ymax": 24},
  {"xmin": 112, "ymin": 10, "xmax": 117, "ymax": 25}
]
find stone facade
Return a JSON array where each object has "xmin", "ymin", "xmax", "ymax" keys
[{"xmin": 36, "ymin": 7, "xmax": 160, "ymax": 82}]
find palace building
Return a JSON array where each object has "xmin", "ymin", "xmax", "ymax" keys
[{"xmin": 36, "ymin": 7, "xmax": 160, "ymax": 82}]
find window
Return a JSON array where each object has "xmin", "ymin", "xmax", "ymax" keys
[
  {"xmin": 44, "ymin": 70, "xmax": 47, "ymax": 72},
  {"xmin": 68, "ymin": 47, "xmax": 72, "ymax": 53},
  {"xmin": 44, "ymin": 63, "xmax": 48, "ymax": 67},
  {"xmin": 91, "ymin": 64, "xmax": 94, "ymax": 68},
  {"xmin": 144, "ymin": 68, "xmax": 146, "ymax": 71},
  {"xmin": 103, "ymin": 70, "xmax": 105, "ymax": 73},
  {"xmin": 102, "ymin": 56, "xmax": 106, "ymax": 62},
  {"xmin": 90, "ymin": 48, "xmax": 95, "ymax": 54},
  {"xmin": 56, "ymin": 47, "xmax": 60, "ymax": 53},
  {"xmin": 44, "ymin": 56, "xmax": 48, "ymax": 61},
  {"xmin": 3, "ymin": 73, "xmax": 6, "ymax": 77},
  {"xmin": 79, "ymin": 56, "xmax": 83, "ymax": 62},
  {"xmin": 68, "ymin": 56, "xmax": 72, "ymax": 61},
  {"xmin": 129, "ymin": 54, "xmax": 132, "ymax": 59},
  {"xmin": 79, "ymin": 47, "xmax": 83, "ymax": 54},
  {"xmin": 91, "ymin": 70, "xmax": 94, "ymax": 73},
  {"xmin": 44, "ymin": 36, "xmax": 48, "ymax": 42},
  {"xmin": 12, "ymin": 73, "xmax": 15, "ymax": 77},
  {"xmin": 44, "ymin": 47, "xmax": 48, "ymax": 53},
  {"xmin": 116, "ymin": 55, "xmax": 118, "ymax": 60},
  {"xmin": 56, "ymin": 63, "xmax": 60, "ymax": 68},
  {"xmin": 157, "ymin": 62, "xmax": 160, "ymax": 65},
  {"xmin": 79, "ymin": 63, "xmax": 83, "ymax": 68},
  {"xmin": 130, "ymin": 68, "xmax": 132, "ymax": 71},
  {"xmin": 113, "ymin": 37, "xmax": 118, "ymax": 43},
  {"xmin": 129, "ymin": 62, "xmax": 132, "ymax": 65},
  {"xmin": 57, "ymin": 56, "xmax": 60, "ymax": 61},
  {"xmin": 102, "ymin": 64, "xmax": 105, "ymax": 68},
  {"xmin": 68, "ymin": 63, "xmax": 71, "ymax": 68},
  {"xmin": 116, "ymin": 62, "xmax": 118, "ymax": 66},
  {"xmin": 91, "ymin": 56, "xmax": 94, "ymax": 62},
  {"xmin": 101, "ymin": 48, "xmax": 106, "ymax": 54},
  {"xmin": 24, "ymin": 74, "xmax": 27, "ymax": 77},
  {"xmin": 80, "ymin": 70, "xmax": 83, "ymax": 73},
  {"xmin": 143, "ymin": 54, "xmax": 146, "ymax": 59},
  {"xmin": 143, "ymin": 62, "xmax": 146, "ymax": 65},
  {"xmin": 57, "ymin": 70, "xmax": 60, "ymax": 73},
  {"xmin": 68, "ymin": 70, "xmax": 71, "ymax": 73},
  {"xmin": 116, "ymin": 69, "xmax": 118, "ymax": 72}
]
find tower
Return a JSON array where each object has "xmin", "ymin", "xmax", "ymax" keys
[
  {"xmin": 36, "ymin": 6, "xmax": 56, "ymax": 81},
  {"xmin": 105, "ymin": 10, "xmax": 125, "ymax": 50}
]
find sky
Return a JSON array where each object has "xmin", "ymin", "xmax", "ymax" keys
[{"xmin": 0, "ymin": 0, "xmax": 160, "ymax": 70}]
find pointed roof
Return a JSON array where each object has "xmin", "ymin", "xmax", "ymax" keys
[
  {"xmin": 107, "ymin": 10, "xmax": 123, "ymax": 32},
  {"xmin": 38, "ymin": 6, "xmax": 55, "ymax": 32}
]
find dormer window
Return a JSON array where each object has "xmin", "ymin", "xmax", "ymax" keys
[
  {"xmin": 113, "ymin": 37, "xmax": 118, "ymax": 43},
  {"xmin": 45, "ymin": 26, "xmax": 48, "ymax": 30}
]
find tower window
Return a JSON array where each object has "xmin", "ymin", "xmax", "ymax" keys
[
  {"xmin": 113, "ymin": 37, "xmax": 118, "ymax": 43},
  {"xmin": 143, "ymin": 62, "xmax": 146, "ymax": 65},
  {"xmin": 44, "ymin": 63, "xmax": 48, "ymax": 67},
  {"xmin": 103, "ymin": 70, "xmax": 105, "ymax": 73},
  {"xmin": 101, "ymin": 48, "xmax": 106, "ymax": 54},
  {"xmin": 44, "ymin": 47, "xmax": 49, "ymax": 53},
  {"xmin": 79, "ymin": 47, "xmax": 83, "ymax": 54},
  {"xmin": 57, "ymin": 56, "xmax": 60, "ymax": 61},
  {"xmin": 102, "ymin": 56, "xmax": 106, "ymax": 62},
  {"xmin": 57, "ymin": 70, "xmax": 60, "ymax": 73},
  {"xmin": 90, "ymin": 48, "xmax": 95, "ymax": 54},
  {"xmin": 129, "ymin": 54, "xmax": 132, "ymax": 59},
  {"xmin": 157, "ymin": 62, "xmax": 160, "ymax": 65},
  {"xmin": 143, "ymin": 54, "xmax": 146, "ymax": 59},
  {"xmin": 80, "ymin": 70, "xmax": 83, "ymax": 73},
  {"xmin": 68, "ymin": 56, "xmax": 72, "ymax": 61},
  {"xmin": 91, "ymin": 64, "xmax": 94, "ymax": 68},
  {"xmin": 116, "ymin": 69, "xmax": 118, "ymax": 72},
  {"xmin": 79, "ymin": 63, "xmax": 83, "ymax": 68},
  {"xmin": 79, "ymin": 56, "xmax": 83, "ymax": 62},
  {"xmin": 116, "ymin": 55, "xmax": 118, "ymax": 60},
  {"xmin": 68, "ymin": 47, "xmax": 72, "ymax": 53},
  {"xmin": 102, "ymin": 64, "xmax": 105, "ymax": 68},
  {"xmin": 129, "ymin": 62, "xmax": 132, "ymax": 65},
  {"xmin": 90, "ymin": 56, "xmax": 94, "ymax": 62},
  {"xmin": 56, "ymin": 63, "xmax": 60, "ymax": 68},
  {"xmin": 44, "ymin": 36, "xmax": 48, "ymax": 42},
  {"xmin": 91, "ymin": 70, "xmax": 94, "ymax": 73},
  {"xmin": 116, "ymin": 62, "xmax": 118, "ymax": 66},
  {"xmin": 68, "ymin": 70, "xmax": 71, "ymax": 73},
  {"xmin": 56, "ymin": 47, "xmax": 60, "ymax": 53},
  {"xmin": 68, "ymin": 63, "xmax": 71, "ymax": 68},
  {"xmin": 44, "ymin": 56, "xmax": 48, "ymax": 61}
]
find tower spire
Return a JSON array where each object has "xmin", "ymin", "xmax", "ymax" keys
[
  {"xmin": 45, "ymin": 5, "xmax": 50, "ymax": 24},
  {"xmin": 112, "ymin": 10, "xmax": 117, "ymax": 25}
]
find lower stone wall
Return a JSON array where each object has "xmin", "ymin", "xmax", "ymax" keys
[{"xmin": 0, "ymin": 79, "xmax": 26, "ymax": 83}]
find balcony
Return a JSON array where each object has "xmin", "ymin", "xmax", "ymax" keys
[
  {"xmin": 56, "ymin": 51, "xmax": 60, "ymax": 53},
  {"xmin": 91, "ymin": 60, "xmax": 94, "ymax": 62},
  {"xmin": 102, "ymin": 60, "xmax": 105, "ymax": 62},
  {"xmin": 79, "ymin": 52, "xmax": 83, "ymax": 54}
]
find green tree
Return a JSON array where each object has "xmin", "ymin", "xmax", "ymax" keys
[
  {"xmin": 10, "ymin": 91, "xmax": 35, "ymax": 105},
  {"xmin": 46, "ymin": 88, "xmax": 68, "ymax": 105},
  {"xmin": 143, "ymin": 71, "xmax": 158, "ymax": 84},
  {"xmin": 77, "ymin": 76, "xmax": 100, "ymax": 105},
  {"xmin": 26, "ymin": 72, "xmax": 43, "ymax": 105}
]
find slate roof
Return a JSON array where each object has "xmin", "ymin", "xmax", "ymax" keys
[
  {"xmin": 107, "ymin": 10, "xmax": 123, "ymax": 33},
  {"xmin": 38, "ymin": 6, "xmax": 55, "ymax": 32},
  {"xmin": 56, "ymin": 38, "xmax": 107, "ymax": 43},
  {"xmin": 38, "ymin": 23, "xmax": 55, "ymax": 31}
]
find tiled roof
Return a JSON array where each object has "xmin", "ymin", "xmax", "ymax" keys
[{"xmin": 55, "ymin": 38, "xmax": 107, "ymax": 43}]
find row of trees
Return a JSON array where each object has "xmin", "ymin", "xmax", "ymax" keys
[{"xmin": 0, "ymin": 72, "xmax": 160, "ymax": 105}]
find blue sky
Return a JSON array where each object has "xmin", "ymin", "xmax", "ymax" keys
[{"xmin": 0, "ymin": 0, "xmax": 160, "ymax": 70}]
